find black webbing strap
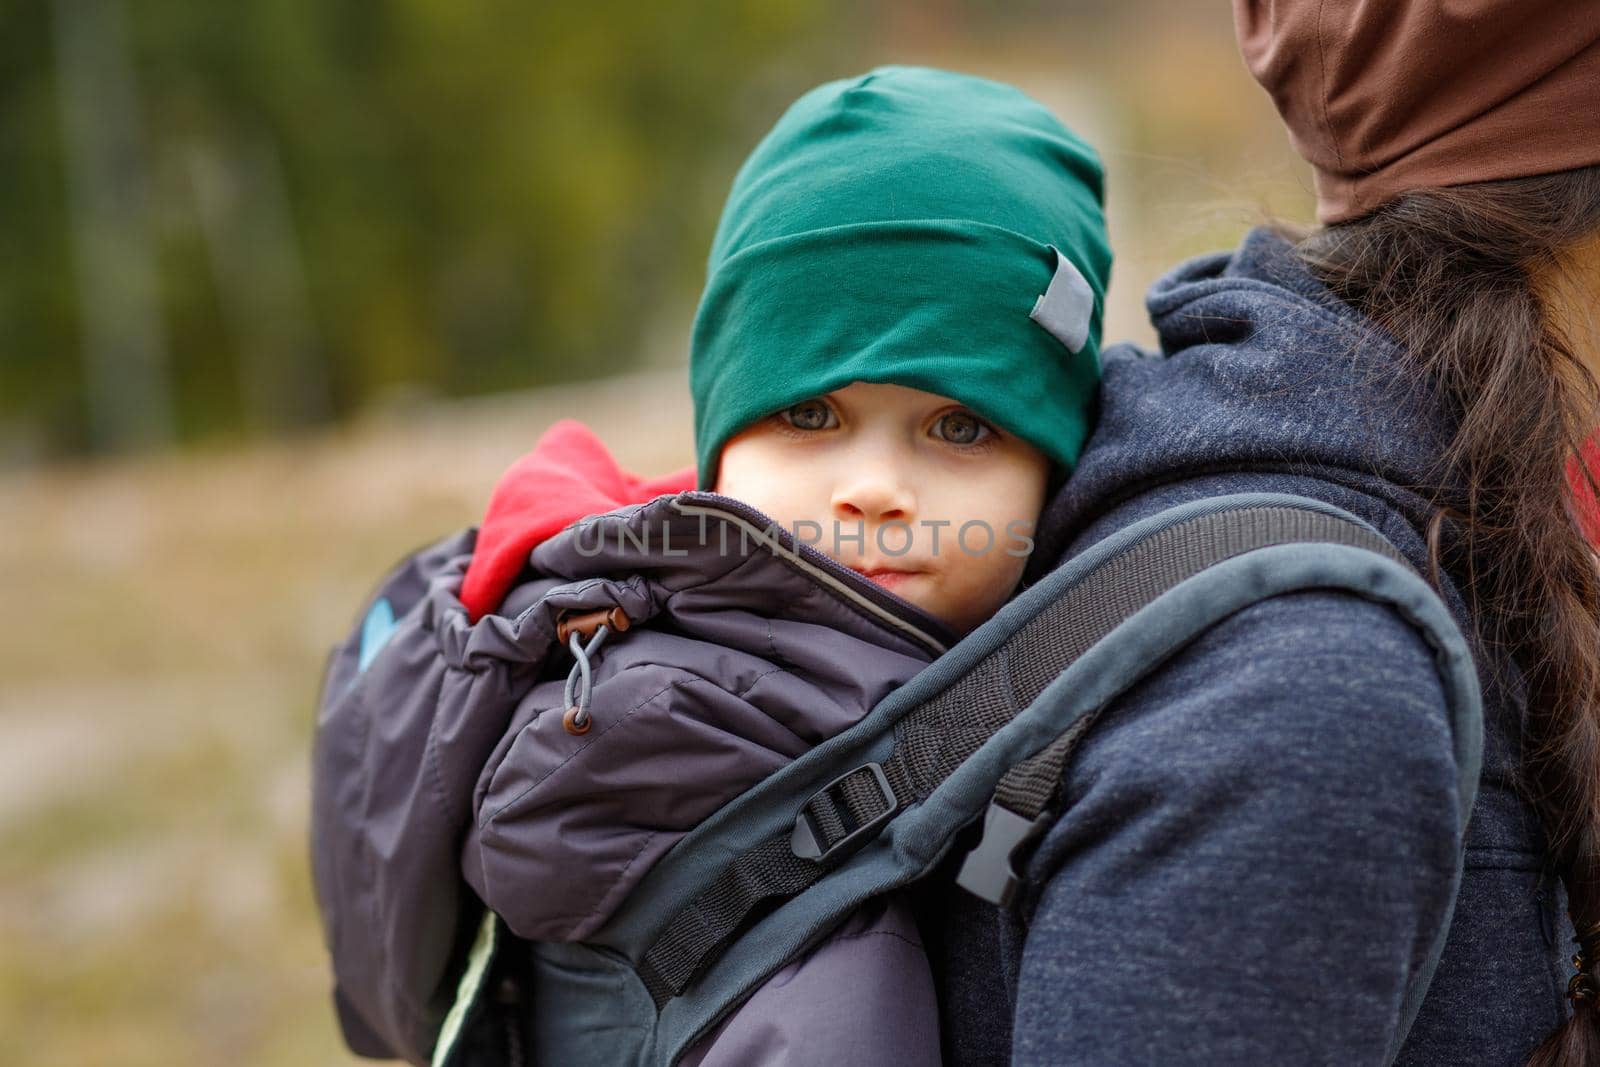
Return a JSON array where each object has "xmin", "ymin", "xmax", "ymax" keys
[
  {"xmin": 992, "ymin": 719, "xmax": 1095, "ymax": 816},
  {"xmin": 635, "ymin": 505, "xmax": 1410, "ymax": 1007}
]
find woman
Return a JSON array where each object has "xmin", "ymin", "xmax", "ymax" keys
[{"xmin": 912, "ymin": 3, "xmax": 1599, "ymax": 1064}]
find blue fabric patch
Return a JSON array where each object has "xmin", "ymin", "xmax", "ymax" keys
[{"xmin": 358, "ymin": 597, "xmax": 399, "ymax": 673}]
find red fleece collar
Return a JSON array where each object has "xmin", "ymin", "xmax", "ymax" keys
[{"xmin": 459, "ymin": 419, "xmax": 696, "ymax": 622}]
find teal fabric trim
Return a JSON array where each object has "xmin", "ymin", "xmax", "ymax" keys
[
  {"xmin": 430, "ymin": 909, "xmax": 499, "ymax": 1067},
  {"xmin": 357, "ymin": 596, "xmax": 398, "ymax": 673}
]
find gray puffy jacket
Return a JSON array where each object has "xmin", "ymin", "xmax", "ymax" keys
[{"xmin": 311, "ymin": 491, "xmax": 959, "ymax": 1064}]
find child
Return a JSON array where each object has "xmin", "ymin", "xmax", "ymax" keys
[{"xmin": 311, "ymin": 65, "xmax": 1110, "ymax": 1066}]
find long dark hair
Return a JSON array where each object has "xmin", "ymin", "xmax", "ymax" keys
[{"xmin": 1282, "ymin": 165, "xmax": 1600, "ymax": 1065}]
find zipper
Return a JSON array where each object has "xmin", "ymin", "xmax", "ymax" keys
[{"xmin": 668, "ymin": 490, "xmax": 959, "ymax": 656}]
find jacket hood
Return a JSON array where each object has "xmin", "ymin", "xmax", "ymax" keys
[{"xmin": 1026, "ymin": 224, "xmax": 1463, "ymax": 580}]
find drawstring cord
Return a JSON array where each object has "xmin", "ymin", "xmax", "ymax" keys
[
  {"xmin": 555, "ymin": 605, "xmax": 629, "ymax": 736},
  {"xmin": 561, "ymin": 625, "xmax": 611, "ymax": 734}
]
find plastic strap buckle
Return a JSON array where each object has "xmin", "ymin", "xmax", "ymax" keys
[
  {"xmin": 955, "ymin": 799, "xmax": 1051, "ymax": 907},
  {"xmin": 790, "ymin": 762, "xmax": 898, "ymax": 866}
]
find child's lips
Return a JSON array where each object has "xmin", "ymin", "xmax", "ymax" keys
[{"xmin": 847, "ymin": 565, "xmax": 925, "ymax": 591}]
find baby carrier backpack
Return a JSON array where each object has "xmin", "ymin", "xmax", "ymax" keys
[{"xmin": 330, "ymin": 491, "xmax": 1483, "ymax": 1067}]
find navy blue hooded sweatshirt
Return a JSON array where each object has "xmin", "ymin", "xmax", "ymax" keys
[{"xmin": 911, "ymin": 225, "xmax": 1577, "ymax": 1065}]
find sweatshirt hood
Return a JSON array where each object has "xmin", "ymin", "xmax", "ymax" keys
[{"xmin": 1027, "ymin": 224, "xmax": 1463, "ymax": 578}]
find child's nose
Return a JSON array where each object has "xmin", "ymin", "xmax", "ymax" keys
[{"xmin": 831, "ymin": 476, "xmax": 915, "ymax": 525}]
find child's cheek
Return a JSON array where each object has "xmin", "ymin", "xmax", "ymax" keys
[{"xmin": 714, "ymin": 438, "xmax": 816, "ymax": 533}]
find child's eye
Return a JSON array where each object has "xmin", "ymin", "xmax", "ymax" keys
[
  {"xmin": 932, "ymin": 410, "xmax": 994, "ymax": 448},
  {"xmin": 780, "ymin": 399, "xmax": 837, "ymax": 432}
]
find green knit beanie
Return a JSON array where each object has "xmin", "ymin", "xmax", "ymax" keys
[{"xmin": 690, "ymin": 65, "xmax": 1112, "ymax": 491}]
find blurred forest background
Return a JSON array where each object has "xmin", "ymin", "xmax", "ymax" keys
[{"xmin": 0, "ymin": 1, "xmax": 1315, "ymax": 1064}]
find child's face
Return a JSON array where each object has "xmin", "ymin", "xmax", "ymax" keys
[{"xmin": 714, "ymin": 380, "xmax": 1052, "ymax": 637}]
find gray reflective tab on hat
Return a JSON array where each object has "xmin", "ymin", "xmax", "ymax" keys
[{"xmin": 1029, "ymin": 246, "xmax": 1093, "ymax": 354}]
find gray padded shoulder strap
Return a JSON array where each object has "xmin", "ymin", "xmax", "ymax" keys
[{"xmin": 634, "ymin": 502, "xmax": 1417, "ymax": 1006}]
